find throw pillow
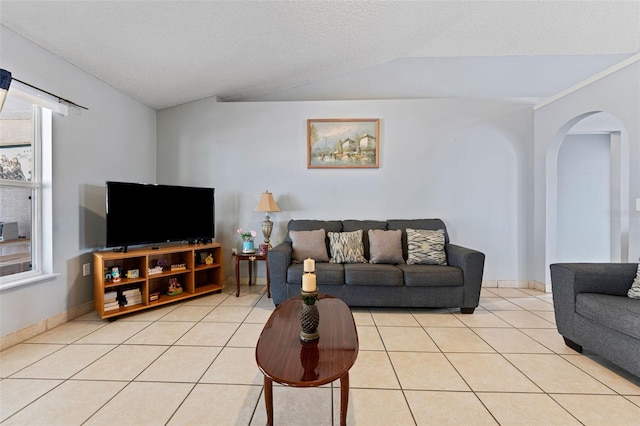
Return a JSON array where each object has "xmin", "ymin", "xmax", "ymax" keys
[
  {"xmin": 368, "ymin": 229, "xmax": 404, "ymax": 264},
  {"xmin": 406, "ymin": 228, "xmax": 447, "ymax": 265},
  {"xmin": 328, "ymin": 230, "xmax": 367, "ymax": 264},
  {"xmin": 628, "ymin": 264, "xmax": 640, "ymax": 299},
  {"xmin": 290, "ymin": 229, "xmax": 329, "ymax": 263}
]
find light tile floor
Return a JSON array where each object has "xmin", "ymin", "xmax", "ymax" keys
[{"xmin": 1, "ymin": 286, "xmax": 639, "ymax": 425}]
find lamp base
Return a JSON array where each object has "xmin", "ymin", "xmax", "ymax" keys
[{"xmin": 262, "ymin": 214, "xmax": 273, "ymax": 248}]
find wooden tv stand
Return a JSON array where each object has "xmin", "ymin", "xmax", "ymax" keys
[{"xmin": 93, "ymin": 243, "xmax": 223, "ymax": 319}]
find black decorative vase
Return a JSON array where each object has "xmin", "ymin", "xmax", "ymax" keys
[{"xmin": 300, "ymin": 298, "xmax": 319, "ymax": 342}]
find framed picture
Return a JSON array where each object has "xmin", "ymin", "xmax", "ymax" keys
[
  {"xmin": 0, "ymin": 144, "xmax": 32, "ymax": 181},
  {"xmin": 307, "ymin": 119, "xmax": 379, "ymax": 169}
]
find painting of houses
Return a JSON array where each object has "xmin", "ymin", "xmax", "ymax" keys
[{"xmin": 307, "ymin": 119, "xmax": 379, "ymax": 168}]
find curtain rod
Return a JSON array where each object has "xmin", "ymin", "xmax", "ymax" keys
[{"xmin": 12, "ymin": 77, "xmax": 89, "ymax": 111}]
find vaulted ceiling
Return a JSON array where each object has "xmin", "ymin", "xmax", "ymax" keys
[{"xmin": 1, "ymin": 1, "xmax": 638, "ymax": 110}]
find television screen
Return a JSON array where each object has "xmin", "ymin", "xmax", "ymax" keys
[{"xmin": 106, "ymin": 181, "xmax": 215, "ymax": 249}]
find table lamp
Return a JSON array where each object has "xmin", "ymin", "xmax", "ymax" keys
[{"xmin": 255, "ymin": 190, "xmax": 281, "ymax": 248}]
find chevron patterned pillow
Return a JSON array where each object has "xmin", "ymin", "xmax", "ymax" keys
[
  {"xmin": 406, "ymin": 228, "xmax": 447, "ymax": 265},
  {"xmin": 628, "ymin": 264, "xmax": 640, "ymax": 299},
  {"xmin": 328, "ymin": 230, "xmax": 367, "ymax": 264}
]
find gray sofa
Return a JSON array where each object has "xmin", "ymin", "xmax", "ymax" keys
[
  {"xmin": 550, "ymin": 263, "xmax": 640, "ymax": 377},
  {"xmin": 268, "ymin": 219, "xmax": 485, "ymax": 313}
]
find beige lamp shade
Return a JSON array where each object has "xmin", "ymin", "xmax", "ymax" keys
[
  {"xmin": 255, "ymin": 191, "xmax": 281, "ymax": 213},
  {"xmin": 255, "ymin": 191, "xmax": 280, "ymax": 248}
]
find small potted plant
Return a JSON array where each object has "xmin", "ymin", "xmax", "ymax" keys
[{"xmin": 237, "ymin": 228, "xmax": 257, "ymax": 253}]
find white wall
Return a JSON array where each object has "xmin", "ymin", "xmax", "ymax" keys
[
  {"xmin": 3, "ymin": 25, "xmax": 634, "ymax": 340},
  {"xmin": 557, "ymin": 134, "xmax": 611, "ymax": 262},
  {"xmin": 157, "ymin": 98, "xmax": 534, "ymax": 283},
  {"xmin": 534, "ymin": 59, "xmax": 640, "ymax": 284},
  {"xmin": 0, "ymin": 26, "xmax": 157, "ymax": 337}
]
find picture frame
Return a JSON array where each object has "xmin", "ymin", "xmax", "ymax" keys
[
  {"xmin": 0, "ymin": 144, "xmax": 32, "ymax": 181},
  {"xmin": 307, "ymin": 119, "xmax": 379, "ymax": 169}
]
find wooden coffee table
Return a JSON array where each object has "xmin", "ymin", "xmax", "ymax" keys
[{"xmin": 255, "ymin": 294, "xmax": 359, "ymax": 426}]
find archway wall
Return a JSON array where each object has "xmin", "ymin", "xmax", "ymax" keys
[{"xmin": 533, "ymin": 58, "xmax": 640, "ymax": 285}]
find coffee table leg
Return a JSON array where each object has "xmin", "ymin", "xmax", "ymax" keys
[
  {"xmin": 264, "ymin": 376, "xmax": 274, "ymax": 426},
  {"xmin": 340, "ymin": 372, "xmax": 349, "ymax": 426}
]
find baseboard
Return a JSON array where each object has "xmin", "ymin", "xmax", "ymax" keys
[
  {"xmin": 0, "ymin": 301, "xmax": 93, "ymax": 351},
  {"xmin": 530, "ymin": 280, "xmax": 551, "ymax": 293},
  {"xmin": 482, "ymin": 279, "xmax": 550, "ymax": 292}
]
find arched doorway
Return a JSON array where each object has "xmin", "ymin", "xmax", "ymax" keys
[{"xmin": 547, "ymin": 111, "xmax": 629, "ymax": 269}]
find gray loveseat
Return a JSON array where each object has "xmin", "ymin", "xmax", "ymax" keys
[
  {"xmin": 268, "ymin": 219, "xmax": 485, "ymax": 313},
  {"xmin": 550, "ymin": 263, "xmax": 640, "ymax": 377}
]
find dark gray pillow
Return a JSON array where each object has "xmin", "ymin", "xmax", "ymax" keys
[
  {"xmin": 368, "ymin": 229, "xmax": 404, "ymax": 264},
  {"xmin": 290, "ymin": 229, "xmax": 329, "ymax": 263}
]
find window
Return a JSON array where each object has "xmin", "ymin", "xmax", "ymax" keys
[{"xmin": 0, "ymin": 86, "xmax": 56, "ymax": 288}]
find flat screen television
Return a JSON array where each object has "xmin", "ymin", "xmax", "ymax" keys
[{"xmin": 106, "ymin": 181, "xmax": 215, "ymax": 250}]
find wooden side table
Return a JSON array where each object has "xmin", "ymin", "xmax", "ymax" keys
[
  {"xmin": 233, "ymin": 252, "xmax": 270, "ymax": 298},
  {"xmin": 255, "ymin": 294, "xmax": 358, "ymax": 426}
]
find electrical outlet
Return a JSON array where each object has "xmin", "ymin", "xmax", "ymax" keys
[
  {"xmin": 82, "ymin": 263, "xmax": 91, "ymax": 276},
  {"xmin": 231, "ymin": 248, "xmax": 238, "ymax": 255}
]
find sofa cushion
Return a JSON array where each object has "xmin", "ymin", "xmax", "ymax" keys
[
  {"xmin": 343, "ymin": 220, "xmax": 387, "ymax": 259},
  {"xmin": 576, "ymin": 293, "xmax": 640, "ymax": 339},
  {"xmin": 368, "ymin": 229, "xmax": 404, "ymax": 264},
  {"xmin": 287, "ymin": 263, "xmax": 345, "ymax": 285},
  {"xmin": 344, "ymin": 263, "xmax": 403, "ymax": 286},
  {"xmin": 406, "ymin": 228, "xmax": 447, "ymax": 265},
  {"xmin": 328, "ymin": 230, "xmax": 367, "ymax": 264},
  {"xmin": 285, "ymin": 220, "xmax": 342, "ymax": 255},
  {"xmin": 628, "ymin": 264, "xmax": 640, "ymax": 299},
  {"xmin": 399, "ymin": 264, "xmax": 463, "ymax": 287},
  {"xmin": 286, "ymin": 219, "xmax": 343, "ymax": 236},
  {"xmin": 290, "ymin": 229, "xmax": 330, "ymax": 263}
]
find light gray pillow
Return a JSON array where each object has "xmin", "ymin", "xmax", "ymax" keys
[
  {"xmin": 406, "ymin": 228, "xmax": 447, "ymax": 265},
  {"xmin": 368, "ymin": 229, "xmax": 404, "ymax": 264},
  {"xmin": 328, "ymin": 230, "xmax": 367, "ymax": 264},
  {"xmin": 290, "ymin": 229, "xmax": 329, "ymax": 263},
  {"xmin": 628, "ymin": 264, "xmax": 640, "ymax": 299}
]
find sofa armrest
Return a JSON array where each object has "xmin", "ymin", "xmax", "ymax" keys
[
  {"xmin": 446, "ymin": 244, "xmax": 485, "ymax": 309},
  {"xmin": 550, "ymin": 263, "xmax": 637, "ymax": 296},
  {"xmin": 267, "ymin": 241, "xmax": 293, "ymax": 305},
  {"xmin": 550, "ymin": 263, "xmax": 637, "ymax": 340}
]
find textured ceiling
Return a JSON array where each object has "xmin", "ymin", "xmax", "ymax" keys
[{"xmin": 1, "ymin": 1, "xmax": 639, "ymax": 110}]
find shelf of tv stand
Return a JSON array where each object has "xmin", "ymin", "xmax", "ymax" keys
[
  {"xmin": 103, "ymin": 277, "xmax": 146, "ymax": 289},
  {"xmin": 148, "ymin": 268, "xmax": 191, "ymax": 279},
  {"xmin": 93, "ymin": 242, "xmax": 223, "ymax": 320}
]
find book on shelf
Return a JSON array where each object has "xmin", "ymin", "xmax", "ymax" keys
[
  {"xmin": 112, "ymin": 287, "xmax": 142, "ymax": 307},
  {"xmin": 104, "ymin": 301, "xmax": 119, "ymax": 311}
]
